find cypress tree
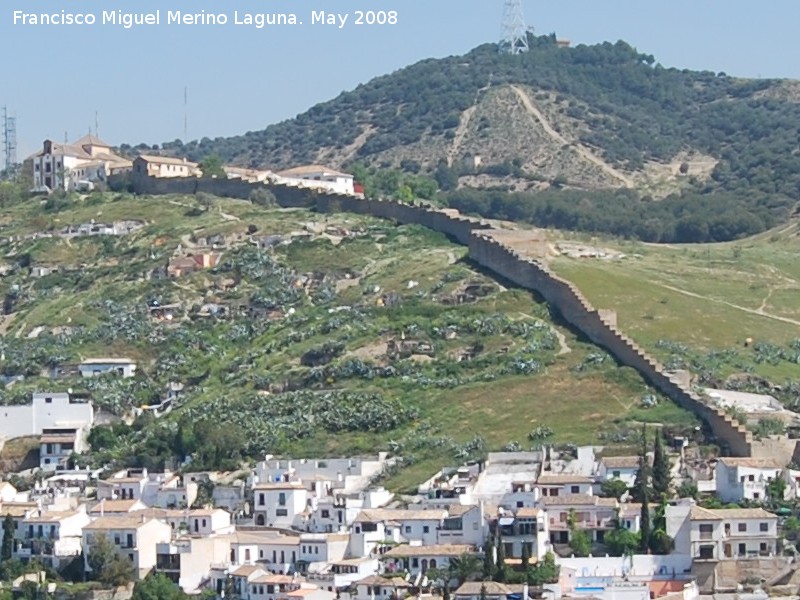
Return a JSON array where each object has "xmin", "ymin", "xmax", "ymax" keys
[
  {"xmin": 639, "ymin": 487, "xmax": 651, "ymax": 554},
  {"xmin": 652, "ymin": 430, "xmax": 671, "ymax": 501},
  {"xmin": 483, "ymin": 535, "xmax": 495, "ymax": 581},
  {"xmin": 495, "ymin": 531, "xmax": 507, "ymax": 582},
  {"xmin": 630, "ymin": 425, "xmax": 651, "ymax": 504},
  {"xmin": 1, "ymin": 514, "xmax": 13, "ymax": 561}
]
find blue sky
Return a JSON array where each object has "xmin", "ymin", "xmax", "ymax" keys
[{"xmin": 3, "ymin": 0, "xmax": 800, "ymax": 158}]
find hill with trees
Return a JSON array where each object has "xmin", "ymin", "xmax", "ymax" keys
[
  {"xmin": 137, "ymin": 35, "xmax": 800, "ymax": 201},
  {"xmin": 122, "ymin": 34, "xmax": 800, "ymax": 243}
]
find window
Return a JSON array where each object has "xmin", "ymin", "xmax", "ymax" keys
[
  {"xmin": 404, "ymin": 526, "xmax": 411, "ymax": 534},
  {"xmin": 612, "ymin": 470, "xmax": 620, "ymax": 478},
  {"xmin": 45, "ymin": 397, "xmax": 52, "ymax": 403},
  {"xmin": 738, "ymin": 543, "xmax": 746, "ymax": 556},
  {"xmin": 259, "ymin": 493, "xmax": 265, "ymax": 505},
  {"xmin": 570, "ymin": 486, "xmax": 580, "ymax": 494},
  {"xmin": 760, "ymin": 522, "xmax": 769, "ymax": 532},
  {"xmin": 760, "ymin": 542, "xmax": 767, "ymax": 552},
  {"xmin": 738, "ymin": 523, "xmax": 747, "ymax": 532},
  {"xmin": 516, "ymin": 501, "xmax": 523, "ymax": 508},
  {"xmin": 748, "ymin": 475, "xmax": 755, "ymax": 482},
  {"xmin": 245, "ymin": 549, "xmax": 251, "ymax": 561},
  {"xmin": 276, "ymin": 509, "xmax": 288, "ymax": 517},
  {"xmin": 278, "ymin": 492, "xmax": 286, "ymax": 506},
  {"xmin": 698, "ymin": 545, "xmax": 715, "ymax": 559},
  {"xmin": 423, "ymin": 526, "xmax": 429, "ymax": 534},
  {"xmin": 411, "ymin": 558, "xmax": 419, "ymax": 568},
  {"xmin": 699, "ymin": 524, "xmax": 713, "ymax": 540},
  {"xmin": 321, "ymin": 510, "xmax": 330, "ymax": 518}
]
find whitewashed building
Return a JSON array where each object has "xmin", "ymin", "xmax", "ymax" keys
[{"xmin": 714, "ymin": 457, "xmax": 784, "ymax": 503}]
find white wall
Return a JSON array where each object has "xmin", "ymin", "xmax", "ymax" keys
[
  {"xmin": 557, "ymin": 555, "xmax": 692, "ymax": 579},
  {"xmin": 0, "ymin": 393, "xmax": 93, "ymax": 441}
]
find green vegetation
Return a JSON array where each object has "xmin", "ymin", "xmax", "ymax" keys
[
  {"xmin": 135, "ymin": 34, "xmax": 800, "ymax": 243},
  {"xmin": 0, "ymin": 191, "xmax": 698, "ymax": 489},
  {"xmin": 444, "ymin": 187, "xmax": 791, "ymax": 243}
]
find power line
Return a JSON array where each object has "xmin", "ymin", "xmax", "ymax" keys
[
  {"xmin": 500, "ymin": 0, "xmax": 530, "ymax": 55},
  {"xmin": 2, "ymin": 106, "xmax": 17, "ymax": 173}
]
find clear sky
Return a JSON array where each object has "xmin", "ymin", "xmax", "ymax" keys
[{"xmin": 3, "ymin": 0, "xmax": 800, "ymax": 158}]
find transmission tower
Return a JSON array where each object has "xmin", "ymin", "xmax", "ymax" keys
[
  {"xmin": 2, "ymin": 106, "xmax": 17, "ymax": 173},
  {"xmin": 500, "ymin": 0, "xmax": 529, "ymax": 55}
]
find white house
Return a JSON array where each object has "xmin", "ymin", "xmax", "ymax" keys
[
  {"xmin": 39, "ymin": 428, "xmax": 88, "ymax": 471},
  {"xmin": 350, "ymin": 509, "xmax": 445, "ymax": 557},
  {"xmin": 350, "ymin": 575, "xmax": 411, "ymax": 600},
  {"xmin": 435, "ymin": 504, "xmax": 486, "ymax": 546},
  {"xmin": 96, "ymin": 469, "xmax": 149, "ymax": 501},
  {"xmin": 78, "ymin": 358, "xmax": 136, "ymax": 378},
  {"xmin": 714, "ymin": 458, "xmax": 784, "ymax": 503},
  {"xmin": 0, "ymin": 392, "xmax": 93, "ymax": 444},
  {"xmin": 31, "ymin": 135, "xmax": 131, "ymax": 191},
  {"xmin": 273, "ymin": 165, "xmax": 355, "ymax": 196},
  {"xmin": 382, "ymin": 543, "xmax": 476, "ymax": 579},
  {"xmin": 132, "ymin": 155, "xmax": 199, "ymax": 179},
  {"xmin": 596, "ymin": 456, "xmax": 641, "ymax": 489},
  {"xmin": 668, "ymin": 504, "xmax": 778, "ymax": 561},
  {"xmin": 82, "ymin": 515, "xmax": 173, "ymax": 579},
  {"xmin": 155, "ymin": 535, "xmax": 233, "ymax": 593},
  {"xmin": 230, "ymin": 530, "xmax": 301, "ymax": 573},
  {"xmin": 252, "ymin": 482, "xmax": 308, "ymax": 528},
  {"xmin": 15, "ymin": 506, "xmax": 90, "ymax": 568},
  {"xmin": 535, "ymin": 474, "xmax": 594, "ymax": 498},
  {"xmin": 537, "ymin": 494, "xmax": 618, "ymax": 544},
  {"xmin": 496, "ymin": 507, "xmax": 549, "ymax": 560}
]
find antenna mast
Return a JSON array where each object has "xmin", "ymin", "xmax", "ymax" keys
[
  {"xmin": 2, "ymin": 106, "xmax": 17, "ymax": 174},
  {"xmin": 501, "ymin": 0, "xmax": 529, "ymax": 55}
]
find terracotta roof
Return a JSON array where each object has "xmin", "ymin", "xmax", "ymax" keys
[
  {"xmin": 81, "ymin": 358, "xmax": 135, "ymax": 365},
  {"xmin": 89, "ymin": 500, "xmax": 144, "ymax": 514},
  {"xmin": 601, "ymin": 456, "xmax": 640, "ymax": 469},
  {"xmin": 0, "ymin": 502, "xmax": 39, "ymax": 517},
  {"xmin": 136, "ymin": 154, "xmax": 198, "ymax": 167},
  {"xmin": 356, "ymin": 575, "xmax": 411, "ymax": 587},
  {"xmin": 73, "ymin": 134, "xmax": 111, "ymax": 148},
  {"xmin": 276, "ymin": 164, "xmax": 352, "ymax": 178},
  {"xmin": 454, "ymin": 582, "xmax": 513, "ymax": 596},
  {"xmin": 354, "ymin": 509, "xmax": 446, "ymax": 523},
  {"xmin": 253, "ymin": 482, "xmax": 306, "ymax": 490},
  {"xmin": 706, "ymin": 507, "xmax": 777, "ymax": 520},
  {"xmin": 252, "ymin": 574, "xmax": 297, "ymax": 584},
  {"xmin": 446, "ymin": 504, "xmax": 478, "ymax": 517},
  {"xmin": 538, "ymin": 494, "xmax": 615, "ymax": 507},
  {"xmin": 717, "ymin": 457, "xmax": 783, "ymax": 469},
  {"xmin": 537, "ymin": 474, "xmax": 592, "ymax": 484},
  {"xmin": 514, "ymin": 507, "xmax": 541, "ymax": 518},
  {"xmin": 84, "ymin": 515, "xmax": 157, "ymax": 529},
  {"xmin": 231, "ymin": 565, "xmax": 267, "ymax": 579},
  {"xmin": 40, "ymin": 433, "xmax": 76, "ymax": 444},
  {"xmin": 689, "ymin": 506, "xmax": 724, "ymax": 521},
  {"xmin": 23, "ymin": 510, "xmax": 80, "ymax": 523},
  {"xmin": 383, "ymin": 544, "xmax": 475, "ymax": 557}
]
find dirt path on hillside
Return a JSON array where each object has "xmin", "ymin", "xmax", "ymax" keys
[
  {"xmin": 658, "ymin": 283, "xmax": 800, "ymax": 327},
  {"xmin": 509, "ymin": 85, "xmax": 634, "ymax": 188},
  {"xmin": 447, "ymin": 106, "xmax": 477, "ymax": 167}
]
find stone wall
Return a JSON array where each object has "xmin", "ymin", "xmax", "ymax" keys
[{"xmin": 129, "ymin": 174, "xmax": 792, "ymax": 458}]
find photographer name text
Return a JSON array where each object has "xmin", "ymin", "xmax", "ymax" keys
[{"xmin": 11, "ymin": 8, "xmax": 399, "ymax": 29}]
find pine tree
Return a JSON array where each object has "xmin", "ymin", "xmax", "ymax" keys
[
  {"xmin": 630, "ymin": 425, "xmax": 651, "ymax": 504},
  {"xmin": 652, "ymin": 430, "xmax": 671, "ymax": 501}
]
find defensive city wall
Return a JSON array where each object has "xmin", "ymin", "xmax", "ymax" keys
[{"xmin": 128, "ymin": 174, "xmax": 797, "ymax": 461}]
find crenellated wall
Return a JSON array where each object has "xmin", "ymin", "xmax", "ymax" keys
[{"xmin": 129, "ymin": 174, "xmax": 793, "ymax": 459}]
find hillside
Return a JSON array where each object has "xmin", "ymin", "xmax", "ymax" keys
[
  {"xmin": 145, "ymin": 34, "xmax": 800, "ymax": 204},
  {"xmin": 0, "ymin": 192, "xmax": 699, "ymax": 488}
]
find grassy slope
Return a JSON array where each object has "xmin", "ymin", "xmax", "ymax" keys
[
  {"xmin": 549, "ymin": 222, "xmax": 800, "ymax": 386},
  {"xmin": 0, "ymin": 192, "xmax": 701, "ymax": 489}
]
